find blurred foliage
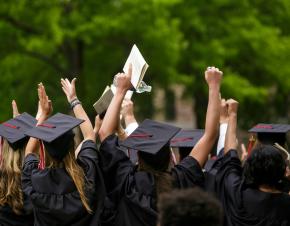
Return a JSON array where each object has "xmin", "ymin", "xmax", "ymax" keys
[{"xmin": 0, "ymin": 0, "xmax": 289, "ymax": 128}]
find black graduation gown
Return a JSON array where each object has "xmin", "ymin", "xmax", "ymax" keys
[
  {"xmin": 21, "ymin": 140, "xmax": 106, "ymax": 226},
  {"xmin": 206, "ymin": 149, "xmax": 290, "ymax": 226},
  {"xmin": 99, "ymin": 134, "xmax": 204, "ymax": 226},
  {"xmin": 0, "ymin": 193, "xmax": 34, "ymax": 226}
]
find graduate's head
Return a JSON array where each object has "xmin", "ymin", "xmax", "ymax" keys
[
  {"xmin": 25, "ymin": 113, "xmax": 92, "ymax": 213},
  {"xmin": 120, "ymin": 119, "xmax": 181, "ymax": 195},
  {"xmin": 170, "ymin": 129, "xmax": 204, "ymax": 163},
  {"xmin": 248, "ymin": 123, "xmax": 290, "ymax": 153},
  {"xmin": 243, "ymin": 144, "xmax": 286, "ymax": 188},
  {"xmin": 158, "ymin": 188, "xmax": 223, "ymax": 226},
  {"xmin": 0, "ymin": 113, "xmax": 36, "ymax": 214}
]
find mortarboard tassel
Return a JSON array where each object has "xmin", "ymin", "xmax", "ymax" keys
[
  {"xmin": 171, "ymin": 137, "xmax": 193, "ymax": 143},
  {"xmin": 38, "ymin": 140, "xmax": 45, "ymax": 170},
  {"xmin": 247, "ymin": 135, "xmax": 256, "ymax": 155}
]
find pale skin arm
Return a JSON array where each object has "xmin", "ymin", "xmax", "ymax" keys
[
  {"xmin": 98, "ymin": 64, "xmax": 132, "ymax": 142},
  {"xmin": 224, "ymin": 99, "xmax": 239, "ymax": 154},
  {"xmin": 61, "ymin": 78, "xmax": 96, "ymax": 143},
  {"xmin": 121, "ymin": 99, "xmax": 138, "ymax": 126},
  {"xmin": 25, "ymin": 83, "xmax": 52, "ymax": 156},
  {"xmin": 189, "ymin": 67, "xmax": 222, "ymax": 167}
]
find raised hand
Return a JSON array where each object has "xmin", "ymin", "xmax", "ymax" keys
[
  {"xmin": 205, "ymin": 66, "xmax": 223, "ymax": 86},
  {"xmin": 226, "ymin": 99, "xmax": 239, "ymax": 115},
  {"xmin": 12, "ymin": 100, "xmax": 20, "ymax": 118},
  {"xmin": 93, "ymin": 115, "xmax": 103, "ymax": 135},
  {"xmin": 220, "ymin": 98, "xmax": 229, "ymax": 124},
  {"xmin": 61, "ymin": 78, "xmax": 77, "ymax": 103},
  {"xmin": 114, "ymin": 64, "xmax": 133, "ymax": 92},
  {"xmin": 121, "ymin": 99, "xmax": 134, "ymax": 118},
  {"xmin": 38, "ymin": 83, "xmax": 53, "ymax": 119}
]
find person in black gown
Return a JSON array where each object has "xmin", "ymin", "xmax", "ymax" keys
[
  {"xmin": 206, "ymin": 99, "xmax": 290, "ymax": 226},
  {"xmin": 21, "ymin": 81, "xmax": 105, "ymax": 226},
  {"xmin": 98, "ymin": 65, "xmax": 223, "ymax": 226},
  {"xmin": 0, "ymin": 102, "xmax": 36, "ymax": 226}
]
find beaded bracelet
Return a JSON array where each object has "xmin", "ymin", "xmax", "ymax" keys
[{"xmin": 70, "ymin": 99, "xmax": 82, "ymax": 109}]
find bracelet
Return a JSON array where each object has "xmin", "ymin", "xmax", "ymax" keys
[{"xmin": 70, "ymin": 99, "xmax": 82, "ymax": 109}]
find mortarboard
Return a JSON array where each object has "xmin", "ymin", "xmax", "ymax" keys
[
  {"xmin": 0, "ymin": 112, "xmax": 37, "ymax": 150},
  {"xmin": 119, "ymin": 119, "xmax": 181, "ymax": 155},
  {"xmin": 249, "ymin": 123, "xmax": 290, "ymax": 147},
  {"xmin": 25, "ymin": 113, "xmax": 84, "ymax": 161},
  {"xmin": 170, "ymin": 129, "xmax": 204, "ymax": 148}
]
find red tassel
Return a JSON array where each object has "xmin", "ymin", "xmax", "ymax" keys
[
  {"xmin": 247, "ymin": 136, "xmax": 256, "ymax": 155},
  {"xmin": 171, "ymin": 137, "xmax": 193, "ymax": 143},
  {"xmin": 38, "ymin": 140, "xmax": 45, "ymax": 170},
  {"xmin": 129, "ymin": 134, "xmax": 153, "ymax": 139}
]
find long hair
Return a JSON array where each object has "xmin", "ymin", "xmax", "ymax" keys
[
  {"xmin": 138, "ymin": 146, "xmax": 173, "ymax": 198},
  {"xmin": 0, "ymin": 139, "xmax": 24, "ymax": 215},
  {"xmin": 45, "ymin": 140, "xmax": 92, "ymax": 214}
]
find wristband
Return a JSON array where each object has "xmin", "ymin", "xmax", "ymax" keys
[{"xmin": 70, "ymin": 99, "xmax": 81, "ymax": 109}]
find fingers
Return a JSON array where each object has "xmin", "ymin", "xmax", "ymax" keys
[
  {"xmin": 71, "ymin": 78, "xmax": 77, "ymax": 88},
  {"xmin": 127, "ymin": 63, "xmax": 132, "ymax": 78},
  {"xmin": 12, "ymin": 100, "xmax": 20, "ymax": 117}
]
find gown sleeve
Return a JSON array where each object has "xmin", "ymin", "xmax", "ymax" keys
[
  {"xmin": 99, "ymin": 134, "xmax": 134, "ymax": 201},
  {"xmin": 21, "ymin": 153, "xmax": 39, "ymax": 197},
  {"xmin": 172, "ymin": 156, "xmax": 205, "ymax": 188},
  {"xmin": 77, "ymin": 139, "xmax": 106, "ymax": 223}
]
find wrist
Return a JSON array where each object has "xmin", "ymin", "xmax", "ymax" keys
[
  {"xmin": 69, "ymin": 96, "xmax": 78, "ymax": 103},
  {"xmin": 116, "ymin": 88, "xmax": 127, "ymax": 96},
  {"xmin": 70, "ymin": 98, "xmax": 82, "ymax": 110},
  {"xmin": 124, "ymin": 115, "xmax": 136, "ymax": 125},
  {"xmin": 229, "ymin": 112, "xmax": 237, "ymax": 117}
]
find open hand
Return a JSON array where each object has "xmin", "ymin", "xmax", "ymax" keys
[
  {"xmin": 38, "ymin": 83, "xmax": 53, "ymax": 118},
  {"xmin": 61, "ymin": 78, "xmax": 77, "ymax": 103},
  {"xmin": 205, "ymin": 66, "xmax": 223, "ymax": 86},
  {"xmin": 12, "ymin": 100, "xmax": 20, "ymax": 118}
]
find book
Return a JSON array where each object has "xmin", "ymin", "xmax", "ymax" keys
[
  {"xmin": 123, "ymin": 44, "xmax": 149, "ymax": 90},
  {"xmin": 93, "ymin": 86, "xmax": 114, "ymax": 115}
]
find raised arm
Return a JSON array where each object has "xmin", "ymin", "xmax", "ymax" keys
[
  {"xmin": 121, "ymin": 99, "xmax": 139, "ymax": 135},
  {"xmin": 224, "ymin": 99, "xmax": 239, "ymax": 154},
  {"xmin": 25, "ymin": 83, "xmax": 52, "ymax": 156},
  {"xmin": 189, "ymin": 67, "xmax": 222, "ymax": 167},
  {"xmin": 216, "ymin": 98, "xmax": 229, "ymax": 155},
  {"xmin": 61, "ymin": 78, "xmax": 95, "ymax": 142},
  {"xmin": 98, "ymin": 64, "xmax": 132, "ymax": 142}
]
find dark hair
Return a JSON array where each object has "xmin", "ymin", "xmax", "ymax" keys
[
  {"xmin": 138, "ymin": 146, "xmax": 173, "ymax": 197},
  {"xmin": 158, "ymin": 188, "xmax": 223, "ymax": 226},
  {"xmin": 243, "ymin": 144, "xmax": 286, "ymax": 188}
]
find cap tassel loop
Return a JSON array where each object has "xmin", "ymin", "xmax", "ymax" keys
[
  {"xmin": 0, "ymin": 137, "xmax": 4, "ymax": 166},
  {"xmin": 38, "ymin": 140, "xmax": 45, "ymax": 170}
]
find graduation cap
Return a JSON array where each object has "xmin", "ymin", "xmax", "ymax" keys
[
  {"xmin": 170, "ymin": 129, "xmax": 204, "ymax": 148},
  {"xmin": 25, "ymin": 113, "xmax": 84, "ymax": 161},
  {"xmin": 0, "ymin": 112, "xmax": 37, "ymax": 150},
  {"xmin": 93, "ymin": 86, "xmax": 114, "ymax": 118},
  {"xmin": 249, "ymin": 123, "xmax": 290, "ymax": 147},
  {"xmin": 119, "ymin": 119, "xmax": 181, "ymax": 154}
]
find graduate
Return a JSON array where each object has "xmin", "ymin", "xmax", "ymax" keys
[
  {"xmin": 21, "ymin": 81, "xmax": 105, "ymax": 226},
  {"xmin": 98, "ymin": 65, "xmax": 223, "ymax": 226},
  {"xmin": 0, "ymin": 102, "xmax": 36, "ymax": 226},
  {"xmin": 206, "ymin": 99, "xmax": 290, "ymax": 226}
]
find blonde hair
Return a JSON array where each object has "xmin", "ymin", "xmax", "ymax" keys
[
  {"xmin": 0, "ymin": 139, "xmax": 24, "ymax": 215},
  {"xmin": 44, "ymin": 141, "xmax": 92, "ymax": 213}
]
